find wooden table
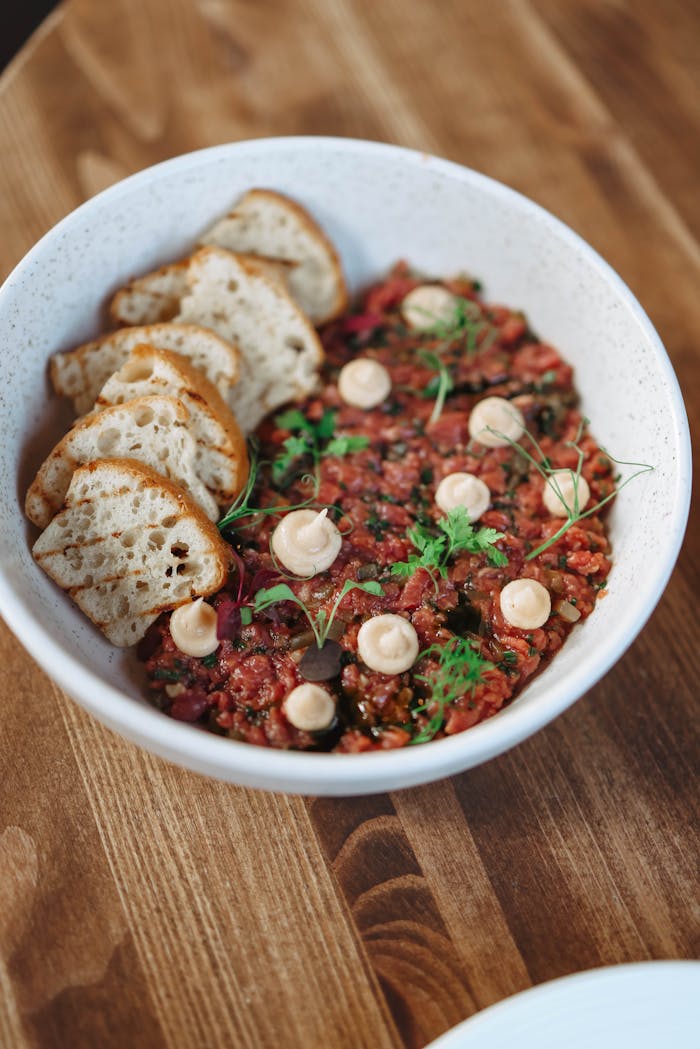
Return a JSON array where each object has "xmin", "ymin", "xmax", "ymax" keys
[{"xmin": 1, "ymin": 2, "xmax": 698, "ymax": 1046}]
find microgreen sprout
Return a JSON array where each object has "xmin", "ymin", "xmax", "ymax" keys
[
  {"xmin": 409, "ymin": 637, "xmax": 493, "ymax": 744},
  {"xmin": 391, "ymin": 506, "xmax": 508, "ymax": 587},
  {"xmin": 414, "ymin": 296, "xmax": 498, "ymax": 422},
  {"xmin": 217, "ymin": 440, "xmax": 318, "ymax": 533},
  {"xmin": 416, "ymin": 296, "xmax": 498, "ymax": 353},
  {"xmin": 253, "ymin": 579, "xmax": 384, "ymax": 649},
  {"xmin": 485, "ymin": 419, "xmax": 654, "ymax": 560},
  {"xmin": 419, "ymin": 350, "xmax": 455, "ymax": 425}
]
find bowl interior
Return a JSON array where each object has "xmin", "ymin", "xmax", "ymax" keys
[{"xmin": 0, "ymin": 138, "xmax": 690, "ymax": 793}]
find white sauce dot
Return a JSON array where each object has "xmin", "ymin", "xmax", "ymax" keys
[
  {"xmin": 543, "ymin": 469, "xmax": 591, "ymax": 517},
  {"xmin": 271, "ymin": 508, "xmax": 342, "ymax": 576},
  {"xmin": 435, "ymin": 473, "xmax": 491, "ymax": 521},
  {"xmin": 170, "ymin": 598, "xmax": 219, "ymax": 657},
  {"xmin": 402, "ymin": 285, "xmax": 459, "ymax": 331},
  {"xmin": 499, "ymin": 579, "xmax": 551, "ymax": 630},
  {"xmin": 338, "ymin": 358, "xmax": 391, "ymax": 409},
  {"xmin": 284, "ymin": 683, "xmax": 336, "ymax": 732},
  {"xmin": 468, "ymin": 397, "xmax": 525, "ymax": 448},
  {"xmin": 357, "ymin": 614, "xmax": 419, "ymax": 674}
]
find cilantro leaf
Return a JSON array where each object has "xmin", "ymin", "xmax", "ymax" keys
[
  {"xmin": 315, "ymin": 408, "xmax": 337, "ymax": 440},
  {"xmin": 275, "ymin": 408, "xmax": 314, "ymax": 433},
  {"xmin": 438, "ymin": 506, "xmax": 507, "ymax": 566},
  {"xmin": 271, "ymin": 434, "xmax": 312, "ymax": 483},
  {"xmin": 391, "ymin": 507, "xmax": 507, "ymax": 581},
  {"xmin": 324, "ymin": 435, "xmax": 370, "ymax": 457}
]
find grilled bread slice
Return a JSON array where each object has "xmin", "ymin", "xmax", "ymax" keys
[
  {"xmin": 107, "ymin": 252, "xmax": 293, "ymax": 331},
  {"xmin": 32, "ymin": 459, "xmax": 231, "ymax": 646},
  {"xmin": 175, "ymin": 247, "xmax": 324, "ymax": 434},
  {"xmin": 109, "ymin": 260, "xmax": 189, "ymax": 327},
  {"xmin": 199, "ymin": 188, "xmax": 348, "ymax": 324},
  {"xmin": 95, "ymin": 345, "xmax": 248, "ymax": 506},
  {"xmin": 50, "ymin": 323, "xmax": 241, "ymax": 415},
  {"xmin": 25, "ymin": 395, "xmax": 219, "ymax": 529}
]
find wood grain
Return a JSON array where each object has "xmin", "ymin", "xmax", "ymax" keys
[{"xmin": 0, "ymin": 1, "xmax": 698, "ymax": 1047}]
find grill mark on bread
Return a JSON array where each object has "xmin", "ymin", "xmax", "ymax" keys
[{"xmin": 32, "ymin": 458, "xmax": 231, "ymax": 646}]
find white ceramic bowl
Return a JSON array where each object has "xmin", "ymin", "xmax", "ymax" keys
[{"xmin": 0, "ymin": 137, "xmax": 690, "ymax": 795}]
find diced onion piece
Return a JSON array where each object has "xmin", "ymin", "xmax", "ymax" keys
[
  {"xmin": 402, "ymin": 285, "xmax": 459, "ymax": 331},
  {"xmin": 357, "ymin": 614, "xmax": 419, "ymax": 674},
  {"xmin": 543, "ymin": 469, "xmax": 591, "ymax": 517},
  {"xmin": 499, "ymin": 578, "xmax": 551, "ymax": 630},
  {"xmin": 284, "ymin": 683, "xmax": 336, "ymax": 732},
  {"xmin": 558, "ymin": 599, "xmax": 581, "ymax": 623},
  {"xmin": 338, "ymin": 358, "xmax": 391, "ymax": 409},
  {"xmin": 469, "ymin": 397, "xmax": 525, "ymax": 448},
  {"xmin": 170, "ymin": 598, "xmax": 219, "ymax": 657},
  {"xmin": 272, "ymin": 508, "xmax": 342, "ymax": 576},
  {"xmin": 435, "ymin": 472, "xmax": 491, "ymax": 521}
]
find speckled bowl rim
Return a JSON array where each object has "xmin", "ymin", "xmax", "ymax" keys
[{"xmin": 0, "ymin": 137, "xmax": 691, "ymax": 795}]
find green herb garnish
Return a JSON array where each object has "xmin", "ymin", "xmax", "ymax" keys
[
  {"xmin": 418, "ymin": 296, "xmax": 497, "ymax": 352},
  {"xmin": 253, "ymin": 579, "xmax": 384, "ymax": 649},
  {"xmin": 153, "ymin": 667, "xmax": 182, "ymax": 682},
  {"xmin": 391, "ymin": 506, "xmax": 508, "ymax": 584},
  {"xmin": 217, "ymin": 439, "xmax": 316, "ymax": 532},
  {"xmin": 409, "ymin": 637, "xmax": 493, "ymax": 744},
  {"xmin": 419, "ymin": 350, "xmax": 455, "ymax": 425},
  {"xmin": 484, "ymin": 419, "xmax": 653, "ymax": 560},
  {"xmin": 272, "ymin": 408, "xmax": 369, "ymax": 483},
  {"xmin": 413, "ymin": 296, "xmax": 499, "ymax": 423}
]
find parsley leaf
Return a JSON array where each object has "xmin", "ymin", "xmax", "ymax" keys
[
  {"xmin": 391, "ymin": 506, "xmax": 507, "ymax": 581},
  {"xmin": 438, "ymin": 507, "xmax": 508, "ymax": 567},
  {"xmin": 272, "ymin": 408, "xmax": 369, "ymax": 482}
]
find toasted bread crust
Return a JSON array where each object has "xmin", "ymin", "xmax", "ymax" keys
[
  {"xmin": 95, "ymin": 344, "xmax": 249, "ymax": 504},
  {"xmin": 109, "ymin": 260, "xmax": 189, "ymax": 327},
  {"xmin": 24, "ymin": 395, "xmax": 223, "ymax": 529},
  {"xmin": 33, "ymin": 458, "xmax": 232, "ymax": 645},
  {"xmin": 242, "ymin": 189, "xmax": 348, "ymax": 321},
  {"xmin": 205, "ymin": 186, "xmax": 350, "ymax": 320},
  {"xmin": 222, "ymin": 250, "xmax": 325, "ymax": 386},
  {"xmin": 50, "ymin": 322, "xmax": 241, "ymax": 415}
]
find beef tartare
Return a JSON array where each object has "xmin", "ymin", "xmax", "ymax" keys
[{"xmin": 139, "ymin": 263, "xmax": 616, "ymax": 752}]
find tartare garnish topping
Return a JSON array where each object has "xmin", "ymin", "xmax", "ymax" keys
[
  {"xmin": 499, "ymin": 578, "xmax": 551, "ymax": 630},
  {"xmin": 357, "ymin": 614, "xmax": 419, "ymax": 675},
  {"xmin": 169, "ymin": 598, "xmax": 219, "ymax": 658},
  {"xmin": 419, "ymin": 349, "xmax": 455, "ymax": 425},
  {"xmin": 414, "ymin": 294, "xmax": 499, "ymax": 424},
  {"xmin": 271, "ymin": 507, "xmax": 342, "ymax": 576},
  {"xmin": 410, "ymin": 637, "xmax": 494, "ymax": 744},
  {"xmin": 486, "ymin": 418, "xmax": 653, "ymax": 560},
  {"xmin": 435, "ymin": 472, "xmax": 491, "ymax": 521},
  {"xmin": 542, "ymin": 468, "xmax": 591, "ymax": 518},
  {"xmin": 217, "ymin": 440, "xmax": 316, "ymax": 533},
  {"xmin": 284, "ymin": 683, "xmax": 336, "ymax": 732},
  {"xmin": 391, "ymin": 505, "xmax": 508, "ymax": 586},
  {"xmin": 469, "ymin": 397, "xmax": 525, "ymax": 447},
  {"xmin": 338, "ymin": 358, "xmax": 392, "ymax": 408},
  {"xmin": 272, "ymin": 408, "xmax": 369, "ymax": 485},
  {"xmin": 402, "ymin": 285, "xmax": 459, "ymax": 330},
  {"xmin": 253, "ymin": 578, "xmax": 384, "ymax": 650},
  {"xmin": 298, "ymin": 639, "xmax": 343, "ymax": 681}
]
